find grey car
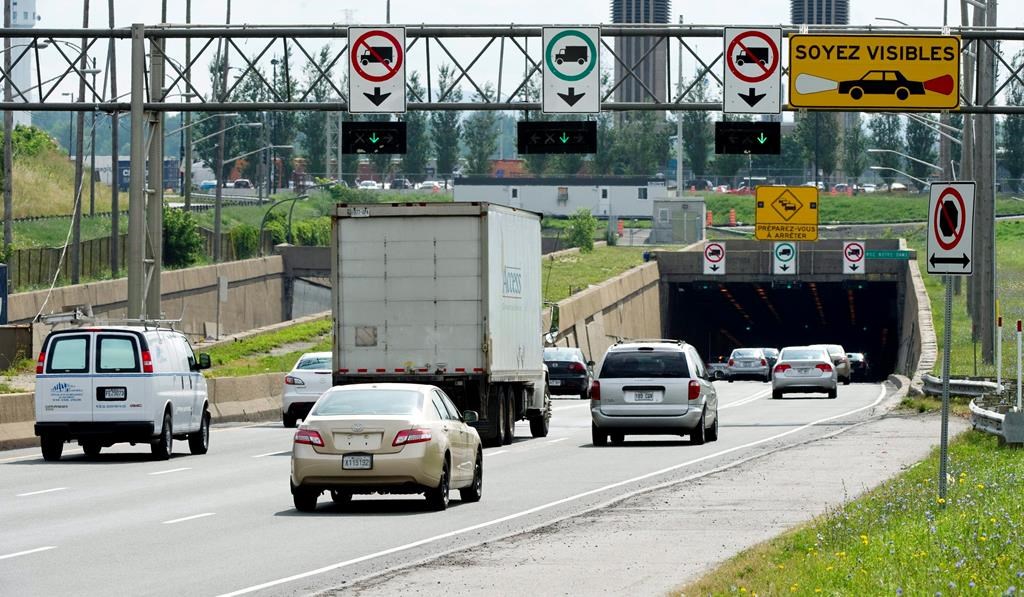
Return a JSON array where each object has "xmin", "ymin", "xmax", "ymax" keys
[
  {"xmin": 809, "ymin": 344, "xmax": 852, "ymax": 385},
  {"xmin": 771, "ymin": 346, "xmax": 838, "ymax": 399},
  {"xmin": 590, "ymin": 339, "xmax": 719, "ymax": 445},
  {"xmin": 725, "ymin": 348, "xmax": 770, "ymax": 382}
]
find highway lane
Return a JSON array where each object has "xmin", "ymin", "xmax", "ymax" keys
[{"xmin": 0, "ymin": 381, "xmax": 889, "ymax": 596}]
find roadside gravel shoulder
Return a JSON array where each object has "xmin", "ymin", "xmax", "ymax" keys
[{"xmin": 338, "ymin": 409, "xmax": 968, "ymax": 596}]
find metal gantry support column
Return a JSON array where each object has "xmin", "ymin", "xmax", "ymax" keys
[
  {"xmin": 126, "ymin": 23, "xmax": 146, "ymax": 319},
  {"xmin": 976, "ymin": 0, "xmax": 998, "ymax": 363},
  {"xmin": 183, "ymin": 0, "xmax": 192, "ymax": 212},
  {"xmin": 2, "ymin": 0, "xmax": 12, "ymax": 249},
  {"xmin": 71, "ymin": 0, "xmax": 90, "ymax": 284},
  {"xmin": 108, "ymin": 0, "xmax": 119, "ymax": 276},
  {"xmin": 146, "ymin": 35, "xmax": 165, "ymax": 319}
]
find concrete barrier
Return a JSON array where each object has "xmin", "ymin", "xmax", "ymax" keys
[{"xmin": 0, "ymin": 393, "xmax": 36, "ymax": 450}]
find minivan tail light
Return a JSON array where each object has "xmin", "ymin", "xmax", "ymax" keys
[
  {"xmin": 590, "ymin": 380, "xmax": 600, "ymax": 401},
  {"xmin": 393, "ymin": 428, "xmax": 433, "ymax": 446},
  {"xmin": 569, "ymin": 362, "xmax": 586, "ymax": 373},
  {"xmin": 36, "ymin": 351, "xmax": 45, "ymax": 374},
  {"xmin": 774, "ymin": 364, "xmax": 791, "ymax": 373},
  {"xmin": 728, "ymin": 358, "xmax": 735, "ymax": 367},
  {"xmin": 294, "ymin": 428, "xmax": 324, "ymax": 446},
  {"xmin": 816, "ymin": 363, "xmax": 833, "ymax": 373},
  {"xmin": 688, "ymin": 380, "xmax": 700, "ymax": 400},
  {"xmin": 284, "ymin": 375, "xmax": 305, "ymax": 386},
  {"xmin": 141, "ymin": 350, "xmax": 154, "ymax": 373}
]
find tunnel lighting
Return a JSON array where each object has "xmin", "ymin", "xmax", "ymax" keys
[
  {"xmin": 847, "ymin": 289, "xmax": 857, "ymax": 326},
  {"xmin": 754, "ymin": 284, "xmax": 782, "ymax": 322}
]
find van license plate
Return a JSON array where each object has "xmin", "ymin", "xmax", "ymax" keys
[
  {"xmin": 632, "ymin": 391, "xmax": 658, "ymax": 402},
  {"xmin": 102, "ymin": 387, "xmax": 127, "ymax": 401},
  {"xmin": 342, "ymin": 454, "xmax": 373, "ymax": 470}
]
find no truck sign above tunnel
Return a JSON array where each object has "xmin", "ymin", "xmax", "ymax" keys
[
  {"xmin": 348, "ymin": 27, "xmax": 407, "ymax": 113},
  {"xmin": 788, "ymin": 35, "xmax": 960, "ymax": 110}
]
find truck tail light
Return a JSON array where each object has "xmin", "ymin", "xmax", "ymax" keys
[
  {"xmin": 294, "ymin": 429, "xmax": 324, "ymax": 446},
  {"xmin": 284, "ymin": 375, "xmax": 305, "ymax": 386},
  {"xmin": 569, "ymin": 362, "xmax": 586, "ymax": 373},
  {"xmin": 816, "ymin": 363, "xmax": 833, "ymax": 373},
  {"xmin": 36, "ymin": 351, "xmax": 45, "ymax": 374},
  {"xmin": 774, "ymin": 364, "xmax": 791, "ymax": 374},
  {"xmin": 393, "ymin": 428, "xmax": 432, "ymax": 446},
  {"xmin": 688, "ymin": 380, "xmax": 700, "ymax": 400},
  {"xmin": 141, "ymin": 350, "xmax": 154, "ymax": 373},
  {"xmin": 590, "ymin": 380, "xmax": 600, "ymax": 401}
]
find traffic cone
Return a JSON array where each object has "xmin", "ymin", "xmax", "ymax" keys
[
  {"xmin": 706, "ymin": 210, "xmax": 713, "ymax": 226},
  {"xmin": 729, "ymin": 209, "xmax": 736, "ymax": 227}
]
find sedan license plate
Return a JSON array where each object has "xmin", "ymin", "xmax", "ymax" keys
[
  {"xmin": 631, "ymin": 391, "xmax": 661, "ymax": 403},
  {"xmin": 549, "ymin": 379, "xmax": 562, "ymax": 386},
  {"xmin": 342, "ymin": 454, "xmax": 373, "ymax": 470},
  {"xmin": 797, "ymin": 368, "xmax": 812, "ymax": 375}
]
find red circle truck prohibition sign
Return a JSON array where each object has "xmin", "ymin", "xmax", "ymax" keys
[
  {"xmin": 351, "ymin": 30, "xmax": 404, "ymax": 83},
  {"xmin": 726, "ymin": 31, "xmax": 780, "ymax": 84},
  {"xmin": 705, "ymin": 242, "xmax": 725, "ymax": 263}
]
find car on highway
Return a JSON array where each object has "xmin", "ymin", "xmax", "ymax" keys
[
  {"xmin": 590, "ymin": 339, "xmax": 718, "ymax": 446},
  {"xmin": 771, "ymin": 345, "xmax": 838, "ymax": 399},
  {"xmin": 357, "ymin": 180, "xmax": 380, "ymax": 190},
  {"xmin": 760, "ymin": 347, "xmax": 780, "ymax": 372},
  {"xmin": 232, "ymin": 178, "xmax": 252, "ymax": 189},
  {"xmin": 282, "ymin": 351, "xmax": 333, "ymax": 428},
  {"xmin": 389, "ymin": 177, "xmax": 412, "ymax": 190},
  {"xmin": 290, "ymin": 383, "xmax": 483, "ymax": 512},
  {"xmin": 198, "ymin": 180, "xmax": 217, "ymax": 191},
  {"xmin": 809, "ymin": 343, "xmax": 852, "ymax": 385},
  {"xmin": 543, "ymin": 346, "xmax": 593, "ymax": 400},
  {"xmin": 847, "ymin": 352, "xmax": 870, "ymax": 381},
  {"xmin": 707, "ymin": 357, "xmax": 728, "ymax": 380},
  {"xmin": 724, "ymin": 347, "xmax": 770, "ymax": 382},
  {"xmin": 861, "ymin": 183, "xmax": 878, "ymax": 193}
]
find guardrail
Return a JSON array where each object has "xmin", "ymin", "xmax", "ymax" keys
[
  {"xmin": 969, "ymin": 398, "xmax": 1024, "ymax": 447},
  {"xmin": 921, "ymin": 373, "xmax": 998, "ymax": 398}
]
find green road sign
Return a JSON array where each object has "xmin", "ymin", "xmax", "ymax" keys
[
  {"xmin": 545, "ymin": 30, "xmax": 598, "ymax": 82},
  {"xmin": 866, "ymin": 250, "xmax": 913, "ymax": 260}
]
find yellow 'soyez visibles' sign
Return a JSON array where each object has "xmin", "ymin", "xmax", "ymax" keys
[{"xmin": 788, "ymin": 35, "xmax": 960, "ymax": 110}]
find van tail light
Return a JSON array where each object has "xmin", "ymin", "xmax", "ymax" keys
[
  {"xmin": 774, "ymin": 364, "xmax": 791, "ymax": 373},
  {"xmin": 141, "ymin": 350, "xmax": 154, "ymax": 373},
  {"xmin": 284, "ymin": 375, "xmax": 305, "ymax": 386},
  {"xmin": 688, "ymin": 380, "xmax": 701, "ymax": 400},
  {"xmin": 393, "ymin": 428, "xmax": 433, "ymax": 446},
  {"xmin": 590, "ymin": 380, "xmax": 600, "ymax": 401},
  {"xmin": 294, "ymin": 429, "xmax": 324, "ymax": 447},
  {"xmin": 816, "ymin": 363, "xmax": 833, "ymax": 373},
  {"xmin": 760, "ymin": 358, "xmax": 767, "ymax": 366},
  {"xmin": 568, "ymin": 362, "xmax": 586, "ymax": 373},
  {"xmin": 36, "ymin": 351, "xmax": 45, "ymax": 374},
  {"xmin": 728, "ymin": 359, "xmax": 735, "ymax": 367}
]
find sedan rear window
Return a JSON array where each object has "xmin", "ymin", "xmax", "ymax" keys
[
  {"xmin": 600, "ymin": 351, "xmax": 689, "ymax": 379},
  {"xmin": 731, "ymin": 349, "xmax": 761, "ymax": 358},
  {"xmin": 781, "ymin": 349, "xmax": 828, "ymax": 361},
  {"xmin": 543, "ymin": 348, "xmax": 581, "ymax": 361},
  {"xmin": 312, "ymin": 390, "xmax": 423, "ymax": 416},
  {"xmin": 296, "ymin": 356, "xmax": 331, "ymax": 370}
]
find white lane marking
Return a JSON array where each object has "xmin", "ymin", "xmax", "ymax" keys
[
  {"xmin": 252, "ymin": 450, "xmax": 289, "ymax": 458},
  {"xmin": 552, "ymin": 403, "xmax": 589, "ymax": 412},
  {"xmin": 0, "ymin": 449, "xmax": 83, "ymax": 463},
  {"xmin": 487, "ymin": 450, "xmax": 508, "ymax": 456},
  {"xmin": 219, "ymin": 385, "xmax": 888, "ymax": 597},
  {"xmin": 162, "ymin": 512, "xmax": 216, "ymax": 525},
  {"xmin": 547, "ymin": 438, "xmax": 569, "ymax": 444},
  {"xmin": 0, "ymin": 546, "xmax": 57, "ymax": 561},
  {"xmin": 16, "ymin": 487, "xmax": 67, "ymax": 497},
  {"xmin": 720, "ymin": 389, "xmax": 771, "ymax": 410},
  {"xmin": 148, "ymin": 467, "xmax": 191, "ymax": 476},
  {"xmin": 213, "ymin": 423, "xmax": 265, "ymax": 433}
]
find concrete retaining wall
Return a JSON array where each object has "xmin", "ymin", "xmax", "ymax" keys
[{"xmin": 0, "ymin": 393, "xmax": 35, "ymax": 450}]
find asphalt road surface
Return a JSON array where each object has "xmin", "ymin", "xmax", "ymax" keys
[{"xmin": 0, "ymin": 381, "xmax": 892, "ymax": 596}]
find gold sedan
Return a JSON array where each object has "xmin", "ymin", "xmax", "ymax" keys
[{"xmin": 290, "ymin": 383, "xmax": 483, "ymax": 512}]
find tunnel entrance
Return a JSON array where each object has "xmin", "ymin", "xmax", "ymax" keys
[{"xmin": 668, "ymin": 280, "xmax": 899, "ymax": 382}]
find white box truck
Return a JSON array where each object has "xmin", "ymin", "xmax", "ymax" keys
[{"xmin": 331, "ymin": 202, "xmax": 550, "ymax": 446}]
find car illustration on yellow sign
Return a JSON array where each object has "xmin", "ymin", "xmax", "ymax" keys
[
  {"xmin": 788, "ymin": 35, "xmax": 959, "ymax": 110},
  {"xmin": 755, "ymin": 186, "xmax": 819, "ymax": 241}
]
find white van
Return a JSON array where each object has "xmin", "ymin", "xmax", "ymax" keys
[{"xmin": 34, "ymin": 325, "xmax": 213, "ymax": 461}]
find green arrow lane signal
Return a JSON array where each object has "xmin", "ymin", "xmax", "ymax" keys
[
  {"xmin": 757, "ymin": 133, "xmax": 768, "ymax": 144},
  {"xmin": 369, "ymin": 133, "xmax": 380, "ymax": 143},
  {"xmin": 560, "ymin": 132, "xmax": 569, "ymax": 143}
]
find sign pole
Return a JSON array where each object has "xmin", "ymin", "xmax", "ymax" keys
[
  {"xmin": 997, "ymin": 316, "xmax": 1003, "ymax": 393},
  {"xmin": 939, "ymin": 274, "xmax": 952, "ymax": 505},
  {"xmin": 1017, "ymin": 320, "xmax": 1022, "ymax": 412}
]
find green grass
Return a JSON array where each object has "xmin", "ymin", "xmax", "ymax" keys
[
  {"xmin": 899, "ymin": 395, "xmax": 972, "ymax": 417},
  {"xmin": 542, "ymin": 246, "xmax": 654, "ymax": 303},
  {"xmin": 209, "ymin": 336, "xmax": 332, "ymax": 378},
  {"xmin": 204, "ymin": 318, "xmax": 331, "ymax": 376},
  {"xmin": 677, "ymin": 432, "xmax": 1024, "ymax": 596}
]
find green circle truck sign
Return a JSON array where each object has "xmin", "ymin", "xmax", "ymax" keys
[{"xmin": 545, "ymin": 30, "xmax": 597, "ymax": 82}]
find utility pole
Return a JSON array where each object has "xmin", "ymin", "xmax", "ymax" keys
[
  {"xmin": 675, "ymin": 14, "xmax": 683, "ymax": 197},
  {"xmin": 71, "ymin": 0, "xmax": 89, "ymax": 284},
  {"xmin": 3, "ymin": 0, "xmax": 13, "ymax": 249},
  {"xmin": 146, "ymin": 34, "xmax": 165, "ymax": 319},
  {"xmin": 977, "ymin": 0, "xmax": 998, "ymax": 363},
  {"xmin": 127, "ymin": 23, "xmax": 145, "ymax": 318},
  {"xmin": 183, "ymin": 0, "xmax": 192, "ymax": 211},
  {"xmin": 962, "ymin": 0, "xmax": 976, "ymax": 316},
  {"xmin": 213, "ymin": 0, "xmax": 231, "ymax": 262},
  {"xmin": 108, "ymin": 0, "xmax": 119, "ymax": 275},
  {"xmin": 89, "ymin": 59, "xmax": 97, "ymax": 216}
]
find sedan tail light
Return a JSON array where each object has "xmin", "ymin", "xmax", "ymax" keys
[
  {"xmin": 774, "ymin": 364, "xmax": 791, "ymax": 373},
  {"xmin": 590, "ymin": 380, "xmax": 601, "ymax": 401},
  {"xmin": 284, "ymin": 375, "xmax": 305, "ymax": 386},
  {"xmin": 688, "ymin": 379, "xmax": 700, "ymax": 400},
  {"xmin": 816, "ymin": 363, "xmax": 834, "ymax": 373},
  {"xmin": 393, "ymin": 428, "xmax": 433, "ymax": 446},
  {"xmin": 760, "ymin": 358, "xmax": 767, "ymax": 366},
  {"xmin": 568, "ymin": 362, "xmax": 586, "ymax": 373},
  {"xmin": 727, "ymin": 359, "xmax": 735, "ymax": 367},
  {"xmin": 294, "ymin": 429, "xmax": 324, "ymax": 447}
]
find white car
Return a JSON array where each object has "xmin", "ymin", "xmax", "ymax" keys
[
  {"xmin": 282, "ymin": 351, "xmax": 332, "ymax": 428},
  {"xmin": 418, "ymin": 180, "xmax": 445, "ymax": 191},
  {"xmin": 861, "ymin": 183, "xmax": 877, "ymax": 193},
  {"xmin": 357, "ymin": 180, "xmax": 380, "ymax": 190},
  {"xmin": 34, "ymin": 325, "xmax": 213, "ymax": 461}
]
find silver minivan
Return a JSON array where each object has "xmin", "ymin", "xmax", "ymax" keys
[{"xmin": 590, "ymin": 339, "xmax": 718, "ymax": 446}]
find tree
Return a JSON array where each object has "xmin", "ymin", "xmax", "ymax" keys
[
  {"xmin": 401, "ymin": 72, "xmax": 430, "ymax": 180},
  {"xmin": 162, "ymin": 207, "xmax": 203, "ymax": 268},
  {"xmin": 430, "ymin": 65, "xmax": 462, "ymax": 178},
  {"xmin": 268, "ymin": 45, "xmax": 300, "ymax": 191},
  {"xmin": 1004, "ymin": 50, "xmax": 1024, "ymax": 191},
  {"xmin": 566, "ymin": 208, "xmax": 597, "ymax": 252},
  {"xmin": 709, "ymin": 114, "xmax": 748, "ymax": 180},
  {"xmin": 794, "ymin": 112, "xmax": 839, "ymax": 183},
  {"xmin": 949, "ymin": 112, "xmax": 964, "ymax": 170},
  {"xmin": 297, "ymin": 46, "xmax": 335, "ymax": 176},
  {"xmin": 591, "ymin": 113, "xmax": 616, "ymax": 175},
  {"xmin": 519, "ymin": 77, "xmax": 550, "ymax": 176},
  {"xmin": 841, "ymin": 114, "xmax": 867, "ymax": 184},
  {"xmin": 462, "ymin": 84, "xmax": 499, "ymax": 175},
  {"xmin": 679, "ymin": 76, "xmax": 712, "ymax": 177},
  {"xmin": 904, "ymin": 115, "xmax": 938, "ymax": 191},
  {"xmin": 614, "ymin": 112, "xmax": 670, "ymax": 175},
  {"xmin": 194, "ymin": 50, "xmax": 266, "ymax": 181},
  {"xmin": 868, "ymin": 114, "xmax": 904, "ymax": 186}
]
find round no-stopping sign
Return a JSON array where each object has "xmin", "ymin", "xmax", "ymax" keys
[
  {"xmin": 704, "ymin": 242, "xmax": 725, "ymax": 263},
  {"xmin": 933, "ymin": 186, "xmax": 966, "ymax": 251},
  {"xmin": 726, "ymin": 30, "xmax": 780, "ymax": 84},
  {"xmin": 545, "ymin": 29, "xmax": 597, "ymax": 82},
  {"xmin": 351, "ymin": 30, "xmax": 404, "ymax": 83},
  {"xmin": 845, "ymin": 242, "xmax": 864, "ymax": 262}
]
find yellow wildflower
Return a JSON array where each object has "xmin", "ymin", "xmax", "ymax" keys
[
  {"xmin": 977, "ymin": 483, "xmax": 985, "ymax": 490},
  {"xmin": 860, "ymin": 534, "xmax": 869, "ymax": 545},
  {"xmin": 937, "ymin": 497, "xmax": 946, "ymax": 504}
]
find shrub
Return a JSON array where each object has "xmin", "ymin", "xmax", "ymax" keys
[
  {"xmin": 566, "ymin": 208, "xmax": 597, "ymax": 253},
  {"xmin": 162, "ymin": 207, "xmax": 203, "ymax": 268},
  {"xmin": 293, "ymin": 216, "xmax": 331, "ymax": 246},
  {"xmin": 230, "ymin": 224, "xmax": 260, "ymax": 259}
]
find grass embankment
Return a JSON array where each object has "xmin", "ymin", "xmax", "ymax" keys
[
  {"xmin": 541, "ymin": 246, "xmax": 653, "ymax": 303},
  {"xmin": 204, "ymin": 318, "xmax": 331, "ymax": 378},
  {"xmin": 5, "ymin": 147, "xmax": 112, "ymax": 221},
  {"xmin": 677, "ymin": 432, "xmax": 1024, "ymax": 596}
]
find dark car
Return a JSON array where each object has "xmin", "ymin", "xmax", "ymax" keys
[
  {"xmin": 838, "ymin": 70, "xmax": 925, "ymax": 101},
  {"xmin": 389, "ymin": 178, "xmax": 412, "ymax": 190},
  {"xmin": 543, "ymin": 347, "xmax": 594, "ymax": 400},
  {"xmin": 847, "ymin": 352, "xmax": 870, "ymax": 380},
  {"xmin": 760, "ymin": 348, "xmax": 780, "ymax": 371}
]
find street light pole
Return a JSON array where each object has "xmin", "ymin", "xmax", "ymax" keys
[
  {"xmin": 183, "ymin": 0, "xmax": 192, "ymax": 211},
  {"xmin": 108, "ymin": 0, "xmax": 119, "ymax": 275},
  {"xmin": 214, "ymin": 0, "xmax": 231, "ymax": 262},
  {"xmin": 3, "ymin": 0, "xmax": 13, "ymax": 249},
  {"xmin": 71, "ymin": 0, "xmax": 90, "ymax": 285},
  {"xmin": 89, "ymin": 57, "xmax": 97, "ymax": 216}
]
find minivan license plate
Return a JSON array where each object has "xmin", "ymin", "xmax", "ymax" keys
[
  {"xmin": 342, "ymin": 454, "xmax": 373, "ymax": 470},
  {"xmin": 633, "ymin": 391, "xmax": 656, "ymax": 402}
]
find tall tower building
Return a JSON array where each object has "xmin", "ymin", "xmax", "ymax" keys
[
  {"xmin": 9, "ymin": 0, "xmax": 39, "ymax": 127},
  {"xmin": 610, "ymin": 0, "xmax": 669, "ymax": 104},
  {"xmin": 791, "ymin": 0, "xmax": 849, "ymax": 25}
]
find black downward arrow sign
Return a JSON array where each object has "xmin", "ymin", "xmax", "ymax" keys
[
  {"xmin": 558, "ymin": 87, "xmax": 586, "ymax": 106},
  {"xmin": 710, "ymin": 264, "xmax": 720, "ymax": 271},
  {"xmin": 364, "ymin": 87, "xmax": 392, "ymax": 106},
  {"xmin": 780, "ymin": 264, "xmax": 789, "ymax": 271},
  {"xmin": 739, "ymin": 87, "xmax": 766, "ymax": 107},
  {"xmin": 849, "ymin": 264, "xmax": 859, "ymax": 271}
]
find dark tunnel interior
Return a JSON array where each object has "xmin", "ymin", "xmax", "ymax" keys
[{"xmin": 668, "ymin": 281, "xmax": 900, "ymax": 382}]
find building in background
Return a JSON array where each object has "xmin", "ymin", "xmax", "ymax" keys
[
  {"xmin": 9, "ymin": 0, "xmax": 39, "ymax": 127},
  {"xmin": 610, "ymin": 0, "xmax": 669, "ymax": 105},
  {"xmin": 790, "ymin": 0, "xmax": 849, "ymax": 25}
]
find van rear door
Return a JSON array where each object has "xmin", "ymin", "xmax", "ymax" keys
[
  {"xmin": 93, "ymin": 332, "xmax": 147, "ymax": 424},
  {"xmin": 36, "ymin": 333, "xmax": 94, "ymax": 423}
]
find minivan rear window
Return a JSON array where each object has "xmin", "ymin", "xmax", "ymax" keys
[
  {"xmin": 97, "ymin": 336, "xmax": 140, "ymax": 373},
  {"xmin": 599, "ymin": 351, "xmax": 690, "ymax": 379},
  {"xmin": 47, "ymin": 336, "xmax": 89, "ymax": 374}
]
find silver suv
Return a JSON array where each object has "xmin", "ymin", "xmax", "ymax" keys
[{"xmin": 590, "ymin": 339, "xmax": 719, "ymax": 446}]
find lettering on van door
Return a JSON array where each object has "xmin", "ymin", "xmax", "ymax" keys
[{"xmin": 502, "ymin": 266, "xmax": 523, "ymax": 299}]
